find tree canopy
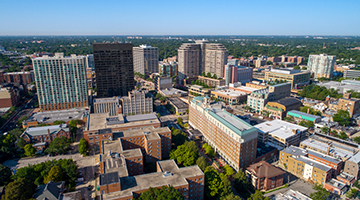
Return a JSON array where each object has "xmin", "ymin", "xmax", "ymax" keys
[
  {"xmin": 0, "ymin": 164, "xmax": 11, "ymax": 186},
  {"xmin": 45, "ymin": 136, "xmax": 72, "ymax": 155},
  {"xmin": 332, "ymin": 110, "xmax": 351, "ymax": 126},
  {"xmin": 2, "ymin": 178, "xmax": 34, "ymax": 200},
  {"xmin": 24, "ymin": 144, "xmax": 36, "ymax": 157},
  {"xmin": 170, "ymin": 141, "xmax": 199, "ymax": 167},
  {"xmin": 310, "ymin": 184, "xmax": 330, "ymax": 200},
  {"xmin": 78, "ymin": 138, "xmax": 88, "ymax": 156},
  {"xmin": 137, "ymin": 186, "xmax": 183, "ymax": 200}
]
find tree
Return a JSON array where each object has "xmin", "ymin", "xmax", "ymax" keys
[
  {"xmin": 171, "ymin": 129, "xmax": 188, "ymax": 147},
  {"xmin": 45, "ymin": 137, "xmax": 72, "ymax": 155},
  {"xmin": 53, "ymin": 120, "xmax": 66, "ymax": 125},
  {"xmin": 177, "ymin": 117, "xmax": 183, "ymax": 125},
  {"xmin": 220, "ymin": 173, "xmax": 232, "ymax": 197},
  {"xmin": 16, "ymin": 137, "xmax": 26, "ymax": 149},
  {"xmin": 310, "ymin": 184, "xmax": 330, "ymax": 200},
  {"xmin": 159, "ymin": 96, "xmax": 167, "ymax": 103},
  {"xmin": 196, "ymin": 157, "xmax": 209, "ymax": 171},
  {"xmin": 212, "ymin": 74, "xmax": 217, "ymax": 79},
  {"xmin": 69, "ymin": 119, "xmax": 81, "ymax": 139},
  {"xmin": 24, "ymin": 144, "xmax": 36, "ymax": 157},
  {"xmin": 293, "ymin": 66, "xmax": 301, "ymax": 70},
  {"xmin": 204, "ymin": 166, "xmax": 224, "ymax": 198},
  {"xmin": 346, "ymin": 188, "xmax": 358, "ymax": 198},
  {"xmin": 305, "ymin": 121, "xmax": 314, "ymax": 128},
  {"xmin": 157, "ymin": 113, "xmax": 161, "ymax": 118},
  {"xmin": 137, "ymin": 186, "xmax": 183, "ymax": 200},
  {"xmin": 155, "ymin": 93, "xmax": 162, "ymax": 99},
  {"xmin": 202, "ymin": 72, "xmax": 206, "ymax": 76},
  {"xmin": 170, "ymin": 145, "xmax": 198, "ymax": 167},
  {"xmin": 244, "ymin": 105, "xmax": 252, "ymax": 112},
  {"xmin": 266, "ymin": 61, "xmax": 272, "ymax": 65},
  {"xmin": 207, "ymin": 72, "xmax": 211, "ymax": 78},
  {"xmin": 44, "ymin": 166, "xmax": 63, "ymax": 184},
  {"xmin": 248, "ymin": 190, "xmax": 270, "ymax": 200},
  {"xmin": 78, "ymin": 138, "xmax": 88, "ymax": 156},
  {"xmin": 234, "ymin": 171, "xmax": 251, "ymax": 195},
  {"xmin": 2, "ymin": 178, "xmax": 34, "ymax": 200},
  {"xmin": 223, "ymin": 165, "xmax": 235, "ymax": 177},
  {"xmin": 321, "ymin": 127, "xmax": 329, "ymax": 134},
  {"xmin": 354, "ymin": 136, "xmax": 360, "ymax": 144},
  {"xmin": 204, "ymin": 145, "xmax": 215, "ymax": 157},
  {"xmin": 0, "ymin": 164, "xmax": 11, "ymax": 186},
  {"xmin": 333, "ymin": 110, "xmax": 351, "ymax": 126},
  {"xmin": 221, "ymin": 193, "xmax": 242, "ymax": 200}
]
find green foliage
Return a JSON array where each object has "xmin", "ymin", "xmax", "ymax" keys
[
  {"xmin": 17, "ymin": 116, "xmax": 28, "ymax": 126},
  {"xmin": 24, "ymin": 144, "xmax": 36, "ymax": 157},
  {"xmin": 202, "ymin": 72, "xmax": 206, "ymax": 76},
  {"xmin": 354, "ymin": 137, "xmax": 360, "ymax": 144},
  {"xmin": 159, "ymin": 96, "xmax": 168, "ymax": 103},
  {"xmin": 203, "ymin": 143, "xmax": 215, "ymax": 157},
  {"xmin": 16, "ymin": 137, "xmax": 26, "ymax": 149},
  {"xmin": 248, "ymin": 190, "xmax": 270, "ymax": 200},
  {"xmin": 2, "ymin": 178, "xmax": 34, "ymax": 200},
  {"xmin": 12, "ymin": 159, "xmax": 78, "ymax": 188},
  {"xmin": 221, "ymin": 193, "xmax": 242, "ymax": 200},
  {"xmin": 310, "ymin": 184, "xmax": 330, "ymax": 200},
  {"xmin": 155, "ymin": 93, "xmax": 162, "ymax": 99},
  {"xmin": 320, "ymin": 127, "xmax": 329, "ymax": 134},
  {"xmin": 196, "ymin": 157, "xmax": 209, "ymax": 172},
  {"xmin": 223, "ymin": 165, "xmax": 235, "ymax": 177},
  {"xmin": 169, "ymin": 141, "xmax": 199, "ymax": 167},
  {"xmin": 43, "ymin": 166, "xmax": 63, "ymax": 184},
  {"xmin": 78, "ymin": 138, "xmax": 88, "ymax": 156},
  {"xmin": 206, "ymin": 72, "xmax": 211, "ymax": 78},
  {"xmin": 53, "ymin": 120, "xmax": 66, "ymax": 125},
  {"xmin": 212, "ymin": 74, "xmax": 217, "ymax": 79},
  {"xmin": 164, "ymin": 103, "xmax": 176, "ymax": 114},
  {"xmin": 45, "ymin": 137, "xmax": 72, "ymax": 155},
  {"xmin": 332, "ymin": 131, "xmax": 349, "ymax": 140},
  {"xmin": 299, "ymin": 85, "xmax": 342, "ymax": 101},
  {"xmin": 134, "ymin": 72, "xmax": 145, "ymax": 79},
  {"xmin": 157, "ymin": 113, "xmax": 161, "ymax": 118},
  {"xmin": 0, "ymin": 164, "xmax": 11, "ymax": 186},
  {"xmin": 234, "ymin": 170, "xmax": 252, "ymax": 195},
  {"xmin": 300, "ymin": 106, "xmax": 322, "ymax": 116},
  {"xmin": 353, "ymin": 180, "xmax": 360, "ymax": 189},
  {"xmin": 137, "ymin": 186, "xmax": 183, "ymax": 200},
  {"xmin": 171, "ymin": 129, "xmax": 188, "ymax": 147},
  {"xmin": 299, "ymin": 120, "xmax": 314, "ymax": 128},
  {"xmin": 333, "ymin": 110, "xmax": 350, "ymax": 126},
  {"xmin": 69, "ymin": 119, "xmax": 81, "ymax": 138},
  {"xmin": 219, "ymin": 173, "xmax": 232, "ymax": 197},
  {"xmin": 204, "ymin": 166, "xmax": 224, "ymax": 198},
  {"xmin": 293, "ymin": 66, "xmax": 301, "ymax": 69},
  {"xmin": 346, "ymin": 188, "xmax": 359, "ymax": 198}
]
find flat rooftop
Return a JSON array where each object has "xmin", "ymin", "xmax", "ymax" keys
[
  {"xmin": 86, "ymin": 113, "xmax": 160, "ymax": 131},
  {"xmin": 168, "ymin": 97, "xmax": 189, "ymax": 109},
  {"xmin": 93, "ymin": 97, "xmax": 120, "ymax": 103},
  {"xmin": 160, "ymin": 88, "xmax": 187, "ymax": 96},
  {"xmin": 274, "ymin": 189, "xmax": 311, "ymax": 200},
  {"xmin": 300, "ymin": 139, "xmax": 355, "ymax": 160},
  {"xmin": 25, "ymin": 108, "xmax": 89, "ymax": 124},
  {"xmin": 287, "ymin": 110, "xmax": 321, "ymax": 121},
  {"xmin": 255, "ymin": 119, "xmax": 307, "ymax": 139},
  {"xmin": 101, "ymin": 160, "xmax": 203, "ymax": 199},
  {"xmin": 212, "ymin": 89, "xmax": 247, "ymax": 97},
  {"xmin": 209, "ymin": 107, "xmax": 256, "ymax": 136},
  {"xmin": 99, "ymin": 172, "xmax": 120, "ymax": 186},
  {"xmin": 230, "ymin": 85, "xmax": 259, "ymax": 93},
  {"xmin": 326, "ymin": 178, "xmax": 346, "ymax": 190}
]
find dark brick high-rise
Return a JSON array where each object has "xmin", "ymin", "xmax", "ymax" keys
[{"xmin": 93, "ymin": 43, "xmax": 134, "ymax": 98}]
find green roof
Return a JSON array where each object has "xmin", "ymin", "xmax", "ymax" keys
[{"xmin": 265, "ymin": 105, "xmax": 283, "ymax": 112}]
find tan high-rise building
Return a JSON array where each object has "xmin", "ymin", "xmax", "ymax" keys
[
  {"xmin": 177, "ymin": 43, "xmax": 201, "ymax": 81},
  {"xmin": 189, "ymin": 96, "xmax": 258, "ymax": 170},
  {"xmin": 203, "ymin": 43, "xmax": 228, "ymax": 78},
  {"xmin": 133, "ymin": 44, "xmax": 159, "ymax": 76}
]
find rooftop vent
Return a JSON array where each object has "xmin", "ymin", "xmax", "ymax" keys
[
  {"xmin": 115, "ymin": 153, "xmax": 120, "ymax": 158},
  {"xmin": 163, "ymin": 171, "xmax": 173, "ymax": 177}
]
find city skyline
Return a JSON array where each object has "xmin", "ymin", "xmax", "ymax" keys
[{"xmin": 0, "ymin": 0, "xmax": 359, "ymax": 36}]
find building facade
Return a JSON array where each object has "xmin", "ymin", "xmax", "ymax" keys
[
  {"xmin": 20, "ymin": 124, "xmax": 70, "ymax": 145},
  {"xmin": 93, "ymin": 43, "xmax": 134, "ymax": 98},
  {"xmin": 189, "ymin": 97, "xmax": 258, "ymax": 170},
  {"xmin": 247, "ymin": 83, "xmax": 291, "ymax": 113},
  {"xmin": 225, "ymin": 64, "xmax": 253, "ymax": 85},
  {"xmin": 197, "ymin": 76, "xmax": 225, "ymax": 87},
  {"xmin": 203, "ymin": 43, "xmax": 228, "ymax": 78},
  {"xmin": 308, "ymin": 54, "xmax": 336, "ymax": 78},
  {"xmin": 133, "ymin": 44, "xmax": 159, "ymax": 76},
  {"xmin": 120, "ymin": 90, "xmax": 152, "ymax": 116},
  {"xmin": 263, "ymin": 97, "xmax": 302, "ymax": 119},
  {"xmin": 0, "ymin": 71, "xmax": 34, "ymax": 85},
  {"xmin": 264, "ymin": 68, "xmax": 310, "ymax": 89},
  {"xmin": 32, "ymin": 53, "xmax": 88, "ymax": 111},
  {"xmin": 93, "ymin": 97, "xmax": 121, "ymax": 116},
  {"xmin": 344, "ymin": 70, "xmax": 360, "ymax": 79},
  {"xmin": 0, "ymin": 85, "xmax": 20, "ymax": 108},
  {"xmin": 177, "ymin": 43, "xmax": 201, "ymax": 82},
  {"xmin": 159, "ymin": 61, "xmax": 178, "ymax": 77}
]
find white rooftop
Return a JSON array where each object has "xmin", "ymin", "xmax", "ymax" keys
[
  {"xmin": 274, "ymin": 189, "xmax": 311, "ymax": 200},
  {"xmin": 255, "ymin": 119, "xmax": 307, "ymax": 139},
  {"xmin": 212, "ymin": 89, "xmax": 247, "ymax": 97}
]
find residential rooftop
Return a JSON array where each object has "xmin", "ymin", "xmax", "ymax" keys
[
  {"xmin": 168, "ymin": 97, "xmax": 188, "ymax": 109},
  {"xmin": 295, "ymin": 156, "xmax": 332, "ymax": 172},
  {"xmin": 101, "ymin": 160, "xmax": 204, "ymax": 199},
  {"xmin": 255, "ymin": 119, "xmax": 307, "ymax": 140},
  {"xmin": 326, "ymin": 178, "xmax": 346, "ymax": 190},
  {"xmin": 273, "ymin": 189, "xmax": 311, "ymax": 200},
  {"xmin": 21, "ymin": 124, "xmax": 69, "ymax": 137}
]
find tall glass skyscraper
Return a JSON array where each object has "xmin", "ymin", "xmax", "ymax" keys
[{"xmin": 33, "ymin": 53, "xmax": 88, "ymax": 111}]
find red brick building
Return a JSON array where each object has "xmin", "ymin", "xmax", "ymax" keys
[
  {"xmin": 0, "ymin": 85, "xmax": 21, "ymax": 108},
  {"xmin": 20, "ymin": 124, "xmax": 70, "ymax": 145},
  {"xmin": 0, "ymin": 71, "xmax": 34, "ymax": 85},
  {"xmin": 246, "ymin": 161, "xmax": 285, "ymax": 191}
]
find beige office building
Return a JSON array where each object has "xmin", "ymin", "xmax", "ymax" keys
[
  {"xmin": 203, "ymin": 43, "xmax": 228, "ymax": 78},
  {"xmin": 177, "ymin": 43, "xmax": 201, "ymax": 81},
  {"xmin": 265, "ymin": 68, "xmax": 311, "ymax": 89},
  {"xmin": 93, "ymin": 97, "xmax": 121, "ymax": 116},
  {"xmin": 133, "ymin": 44, "xmax": 159, "ymax": 76},
  {"xmin": 121, "ymin": 90, "xmax": 152, "ymax": 116}
]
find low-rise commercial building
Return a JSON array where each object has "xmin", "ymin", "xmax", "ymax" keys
[
  {"xmin": 210, "ymin": 89, "xmax": 247, "ymax": 105},
  {"xmin": 336, "ymin": 172, "xmax": 356, "ymax": 186},
  {"xmin": 279, "ymin": 146, "xmax": 333, "ymax": 185},
  {"xmin": 324, "ymin": 179, "xmax": 348, "ymax": 195},
  {"xmin": 159, "ymin": 88, "xmax": 188, "ymax": 98},
  {"xmin": 245, "ymin": 81, "xmax": 268, "ymax": 90},
  {"xmin": 287, "ymin": 110, "xmax": 322, "ymax": 123},
  {"xmin": 246, "ymin": 161, "xmax": 285, "ymax": 191},
  {"xmin": 255, "ymin": 120, "xmax": 308, "ymax": 150},
  {"xmin": 197, "ymin": 76, "xmax": 225, "ymax": 87},
  {"xmin": 317, "ymin": 80, "xmax": 360, "ymax": 94},
  {"xmin": 22, "ymin": 108, "xmax": 90, "ymax": 128},
  {"xmin": 264, "ymin": 97, "xmax": 302, "ymax": 119},
  {"xmin": 344, "ymin": 70, "xmax": 360, "ymax": 79},
  {"xmin": 189, "ymin": 97, "xmax": 258, "ymax": 170},
  {"xmin": 265, "ymin": 68, "xmax": 310, "ymax": 89},
  {"xmin": 100, "ymin": 160, "xmax": 204, "ymax": 200},
  {"xmin": 189, "ymin": 85, "xmax": 212, "ymax": 97},
  {"xmin": 168, "ymin": 98, "xmax": 188, "ymax": 115},
  {"xmin": 247, "ymin": 83, "xmax": 291, "ymax": 113}
]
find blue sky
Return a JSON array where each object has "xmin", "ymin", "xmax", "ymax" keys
[{"xmin": 0, "ymin": 0, "xmax": 359, "ymax": 35}]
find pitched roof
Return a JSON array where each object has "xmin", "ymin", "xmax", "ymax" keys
[
  {"xmin": 33, "ymin": 181, "xmax": 64, "ymax": 200},
  {"xmin": 246, "ymin": 161, "xmax": 285, "ymax": 178},
  {"xmin": 21, "ymin": 124, "xmax": 69, "ymax": 138}
]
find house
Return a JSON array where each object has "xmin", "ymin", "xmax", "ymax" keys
[
  {"xmin": 20, "ymin": 124, "xmax": 70, "ymax": 147},
  {"xmin": 33, "ymin": 181, "xmax": 64, "ymax": 200},
  {"xmin": 246, "ymin": 161, "xmax": 285, "ymax": 191}
]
